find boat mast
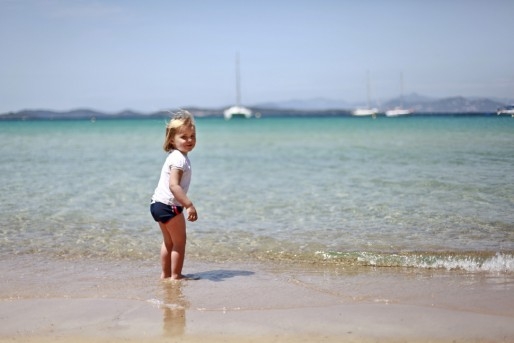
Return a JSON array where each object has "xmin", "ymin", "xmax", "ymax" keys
[
  {"xmin": 235, "ymin": 52, "xmax": 241, "ymax": 108},
  {"xmin": 366, "ymin": 70, "xmax": 371, "ymax": 109},
  {"xmin": 400, "ymin": 71, "xmax": 404, "ymax": 108}
]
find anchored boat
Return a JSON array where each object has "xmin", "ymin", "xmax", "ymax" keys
[{"xmin": 224, "ymin": 53, "xmax": 252, "ymax": 119}]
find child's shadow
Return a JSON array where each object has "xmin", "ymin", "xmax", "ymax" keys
[{"xmin": 186, "ymin": 270, "xmax": 254, "ymax": 282}]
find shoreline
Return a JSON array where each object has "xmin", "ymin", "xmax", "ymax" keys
[{"xmin": 1, "ymin": 255, "xmax": 513, "ymax": 342}]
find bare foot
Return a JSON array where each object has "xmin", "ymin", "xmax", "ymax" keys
[{"xmin": 161, "ymin": 273, "xmax": 199, "ymax": 280}]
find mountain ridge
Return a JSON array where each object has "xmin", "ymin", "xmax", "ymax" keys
[
  {"xmin": 253, "ymin": 93, "xmax": 510, "ymax": 112},
  {"xmin": 1, "ymin": 94, "xmax": 512, "ymax": 120}
]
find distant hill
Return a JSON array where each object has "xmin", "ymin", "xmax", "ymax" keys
[
  {"xmin": 1, "ymin": 95, "xmax": 512, "ymax": 120},
  {"xmin": 383, "ymin": 95, "xmax": 506, "ymax": 113},
  {"xmin": 0, "ymin": 108, "xmax": 226, "ymax": 121},
  {"xmin": 0, "ymin": 109, "xmax": 149, "ymax": 120},
  {"xmin": 255, "ymin": 93, "xmax": 509, "ymax": 113}
]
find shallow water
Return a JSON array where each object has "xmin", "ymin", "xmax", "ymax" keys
[{"xmin": 1, "ymin": 116, "xmax": 513, "ymax": 272}]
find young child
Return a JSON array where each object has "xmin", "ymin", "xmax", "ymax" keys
[{"xmin": 150, "ymin": 110, "xmax": 198, "ymax": 279}]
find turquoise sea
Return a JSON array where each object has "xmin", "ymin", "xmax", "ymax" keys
[{"xmin": 1, "ymin": 116, "xmax": 513, "ymax": 273}]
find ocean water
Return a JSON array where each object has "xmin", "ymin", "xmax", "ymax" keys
[{"xmin": 1, "ymin": 116, "xmax": 513, "ymax": 273}]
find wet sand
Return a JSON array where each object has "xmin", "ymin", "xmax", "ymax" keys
[{"xmin": 1, "ymin": 255, "xmax": 513, "ymax": 342}]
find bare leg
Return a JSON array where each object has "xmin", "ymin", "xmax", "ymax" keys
[
  {"xmin": 159, "ymin": 223, "xmax": 172, "ymax": 278},
  {"xmin": 160, "ymin": 242, "xmax": 171, "ymax": 279},
  {"xmin": 158, "ymin": 213, "xmax": 187, "ymax": 279},
  {"xmin": 169, "ymin": 213, "xmax": 186, "ymax": 279}
]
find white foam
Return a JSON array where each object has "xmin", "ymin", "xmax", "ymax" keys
[{"xmin": 315, "ymin": 251, "xmax": 514, "ymax": 273}]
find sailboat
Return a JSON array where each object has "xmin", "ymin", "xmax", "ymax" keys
[
  {"xmin": 385, "ymin": 72, "xmax": 413, "ymax": 117},
  {"xmin": 224, "ymin": 53, "xmax": 252, "ymax": 119},
  {"xmin": 352, "ymin": 70, "xmax": 378, "ymax": 116}
]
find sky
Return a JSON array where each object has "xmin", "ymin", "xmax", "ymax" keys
[{"xmin": 1, "ymin": 0, "xmax": 514, "ymax": 113}]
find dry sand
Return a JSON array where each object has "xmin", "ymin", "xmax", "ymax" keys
[{"xmin": 1, "ymin": 255, "xmax": 513, "ymax": 342}]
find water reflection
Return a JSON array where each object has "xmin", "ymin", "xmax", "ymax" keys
[
  {"xmin": 160, "ymin": 280, "xmax": 188, "ymax": 337},
  {"xmin": 158, "ymin": 269, "xmax": 254, "ymax": 337}
]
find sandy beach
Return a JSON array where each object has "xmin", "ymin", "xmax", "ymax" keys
[{"xmin": 1, "ymin": 255, "xmax": 513, "ymax": 343}]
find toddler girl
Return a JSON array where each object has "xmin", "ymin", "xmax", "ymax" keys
[{"xmin": 150, "ymin": 110, "xmax": 197, "ymax": 279}]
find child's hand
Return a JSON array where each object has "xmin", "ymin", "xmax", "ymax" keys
[{"xmin": 186, "ymin": 205, "xmax": 198, "ymax": 222}]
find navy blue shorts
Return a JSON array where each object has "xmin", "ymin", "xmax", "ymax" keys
[{"xmin": 150, "ymin": 201, "xmax": 184, "ymax": 223}]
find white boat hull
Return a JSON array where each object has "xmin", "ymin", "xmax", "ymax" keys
[
  {"xmin": 385, "ymin": 108, "xmax": 412, "ymax": 117},
  {"xmin": 352, "ymin": 108, "xmax": 378, "ymax": 116},
  {"xmin": 497, "ymin": 106, "xmax": 514, "ymax": 116},
  {"xmin": 224, "ymin": 106, "xmax": 252, "ymax": 119}
]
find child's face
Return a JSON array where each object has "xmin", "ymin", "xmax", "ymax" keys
[{"xmin": 172, "ymin": 125, "xmax": 196, "ymax": 154}]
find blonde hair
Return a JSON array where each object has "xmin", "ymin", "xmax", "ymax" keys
[{"xmin": 163, "ymin": 110, "xmax": 195, "ymax": 152}]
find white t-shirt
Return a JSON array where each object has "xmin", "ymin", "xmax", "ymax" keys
[{"xmin": 151, "ymin": 150, "xmax": 192, "ymax": 206}]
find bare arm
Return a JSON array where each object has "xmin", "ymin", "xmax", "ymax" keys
[{"xmin": 169, "ymin": 168, "xmax": 198, "ymax": 222}]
